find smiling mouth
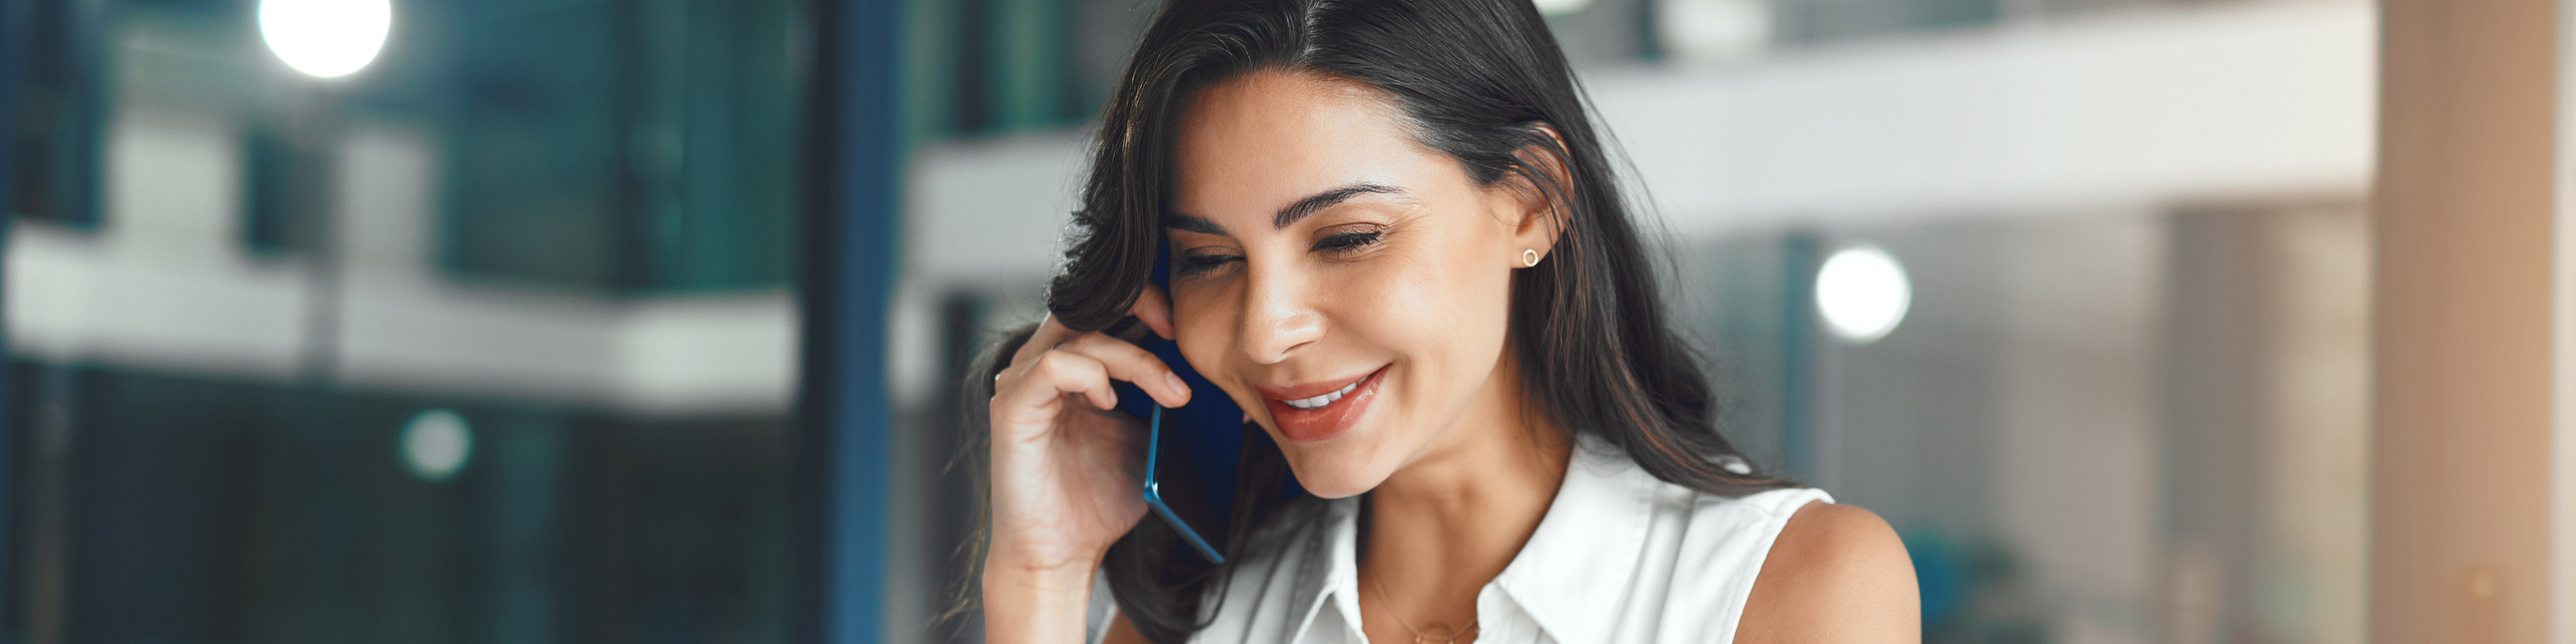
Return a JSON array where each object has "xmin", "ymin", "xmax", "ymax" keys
[
  {"xmin": 1260, "ymin": 365, "xmax": 1391, "ymax": 443},
  {"xmin": 1279, "ymin": 379, "xmax": 1362, "ymax": 410}
]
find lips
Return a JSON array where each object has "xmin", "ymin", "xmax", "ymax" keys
[{"xmin": 1258, "ymin": 364, "xmax": 1389, "ymax": 443}]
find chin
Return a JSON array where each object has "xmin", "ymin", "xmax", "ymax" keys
[{"xmin": 1275, "ymin": 439, "xmax": 1397, "ymax": 499}]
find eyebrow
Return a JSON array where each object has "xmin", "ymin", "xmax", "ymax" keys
[{"xmin": 1165, "ymin": 182, "xmax": 1407, "ymax": 235}]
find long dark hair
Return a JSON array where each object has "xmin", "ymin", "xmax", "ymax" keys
[{"xmin": 965, "ymin": 1, "xmax": 1794, "ymax": 641}]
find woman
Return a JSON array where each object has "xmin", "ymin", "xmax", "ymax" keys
[{"xmin": 978, "ymin": 1, "xmax": 1920, "ymax": 642}]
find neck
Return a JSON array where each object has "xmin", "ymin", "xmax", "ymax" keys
[{"xmin": 1358, "ymin": 352, "xmax": 1571, "ymax": 635}]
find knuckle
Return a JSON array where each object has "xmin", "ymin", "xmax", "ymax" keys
[
  {"xmin": 1030, "ymin": 350, "xmax": 1094, "ymax": 382},
  {"xmin": 1057, "ymin": 333, "xmax": 1095, "ymax": 352},
  {"xmin": 1066, "ymin": 335, "xmax": 1122, "ymax": 361}
]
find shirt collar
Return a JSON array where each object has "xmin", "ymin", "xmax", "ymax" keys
[
  {"xmin": 1490, "ymin": 437, "xmax": 1654, "ymax": 642},
  {"xmin": 1295, "ymin": 437, "xmax": 1653, "ymax": 643},
  {"xmin": 1289, "ymin": 497, "xmax": 1364, "ymax": 644}
]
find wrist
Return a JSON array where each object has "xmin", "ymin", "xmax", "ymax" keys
[
  {"xmin": 983, "ymin": 547, "xmax": 1103, "ymax": 591},
  {"xmin": 981, "ymin": 551, "xmax": 1102, "ymax": 643}
]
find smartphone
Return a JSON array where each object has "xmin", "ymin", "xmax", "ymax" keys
[{"xmin": 1107, "ymin": 241, "xmax": 1256, "ymax": 564}]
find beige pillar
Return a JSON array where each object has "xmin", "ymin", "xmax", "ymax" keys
[{"xmin": 2373, "ymin": 0, "xmax": 2560, "ymax": 641}]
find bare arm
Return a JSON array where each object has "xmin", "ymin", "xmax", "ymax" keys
[{"xmin": 1734, "ymin": 501, "xmax": 1921, "ymax": 643}]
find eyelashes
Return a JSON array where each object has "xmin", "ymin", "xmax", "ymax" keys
[
  {"xmin": 1176, "ymin": 252, "xmax": 1238, "ymax": 276},
  {"xmin": 1311, "ymin": 231, "xmax": 1381, "ymax": 253},
  {"xmin": 1173, "ymin": 230, "xmax": 1386, "ymax": 278}
]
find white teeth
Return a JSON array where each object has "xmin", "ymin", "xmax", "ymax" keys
[{"xmin": 1282, "ymin": 380, "xmax": 1362, "ymax": 411}]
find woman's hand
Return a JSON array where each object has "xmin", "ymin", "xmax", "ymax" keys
[{"xmin": 983, "ymin": 286, "xmax": 1191, "ymax": 643}]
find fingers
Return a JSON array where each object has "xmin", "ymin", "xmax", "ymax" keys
[
  {"xmin": 993, "ymin": 348, "xmax": 1117, "ymax": 423},
  {"xmin": 1128, "ymin": 284, "xmax": 1175, "ymax": 341},
  {"xmin": 1011, "ymin": 313, "xmax": 1078, "ymax": 370},
  {"xmin": 992, "ymin": 323, "xmax": 1193, "ymax": 427},
  {"xmin": 1058, "ymin": 333, "xmax": 1191, "ymax": 407}
]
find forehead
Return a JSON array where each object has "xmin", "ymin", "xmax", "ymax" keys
[{"xmin": 1170, "ymin": 70, "xmax": 1440, "ymax": 227}]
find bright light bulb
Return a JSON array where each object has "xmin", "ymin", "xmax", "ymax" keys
[
  {"xmin": 400, "ymin": 408, "xmax": 473, "ymax": 482},
  {"xmin": 260, "ymin": 0, "xmax": 392, "ymax": 78},
  {"xmin": 1815, "ymin": 246, "xmax": 1911, "ymax": 345}
]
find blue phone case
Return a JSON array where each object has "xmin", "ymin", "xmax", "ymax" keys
[
  {"xmin": 1112, "ymin": 335, "xmax": 1247, "ymax": 501},
  {"xmin": 1106, "ymin": 240, "xmax": 1296, "ymax": 563}
]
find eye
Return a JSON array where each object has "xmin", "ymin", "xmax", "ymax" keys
[
  {"xmin": 1176, "ymin": 251, "xmax": 1240, "ymax": 277},
  {"xmin": 1311, "ymin": 231, "xmax": 1382, "ymax": 254}
]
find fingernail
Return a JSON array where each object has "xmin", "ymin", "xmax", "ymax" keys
[{"xmin": 1165, "ymin": 373, "xmax": 1189, "ymax": 400}]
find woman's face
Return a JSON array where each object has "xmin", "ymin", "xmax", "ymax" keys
[{"xmin": 1166, "ymin": 69, "xmax": 1553, "ymax": 498}]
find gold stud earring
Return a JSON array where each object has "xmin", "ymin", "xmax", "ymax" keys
[{"xmin": 1522, "ymin": 248, "xmax": 1540, "ymax": 267}]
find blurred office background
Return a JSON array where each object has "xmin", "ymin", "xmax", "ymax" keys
[{"xmin": 0, "ymin": 0, "xmax": 2377, "ymax": 643}]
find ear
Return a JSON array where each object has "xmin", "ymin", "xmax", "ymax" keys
[{"xmin": 1495, "ymin": 123, "xmax": 1572, "ymax": 268}]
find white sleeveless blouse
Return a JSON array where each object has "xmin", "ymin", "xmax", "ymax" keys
[{"xmin": 1097, "ymin": 439, "xmax": 1833, "ymax": 644}]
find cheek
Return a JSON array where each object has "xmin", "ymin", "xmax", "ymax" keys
[
  {"xmin": 1346, "ymin": 237, "xmax": 1515, "ymax": 390},
  {"xmin": 1169, "ymin": 287, "xmax": 1258, "ymax": 409}
]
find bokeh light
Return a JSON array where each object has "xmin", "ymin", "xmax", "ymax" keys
[
  {"xmin": 258, "ymin": 0, "xmax": 393, "ymax": 78},
  {"xmin": 1815, "ymin": 245, "xmax": 1912, "ymax": 345},
  {"xmin": 399, "ymin": 408, "xmax": 473, "ymax": 482}
]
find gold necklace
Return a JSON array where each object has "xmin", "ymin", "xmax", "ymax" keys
[{"xmin": 1364, "ymin": 568, "xmax": 1479, "ymax": 644}]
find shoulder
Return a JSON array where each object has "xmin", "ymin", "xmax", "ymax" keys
[
  {"xmin": 1732, "ymin": 500, "xmax": 1920, "ymax": 643},
  {"xmin": 1568, "ymin": 451, "xmax": 1907, "ymax": 642}
]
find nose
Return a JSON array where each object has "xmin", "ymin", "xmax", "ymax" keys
[{"xmin": 1236, "ymin": 260, "xmax": 1323, "ymax": 365}]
